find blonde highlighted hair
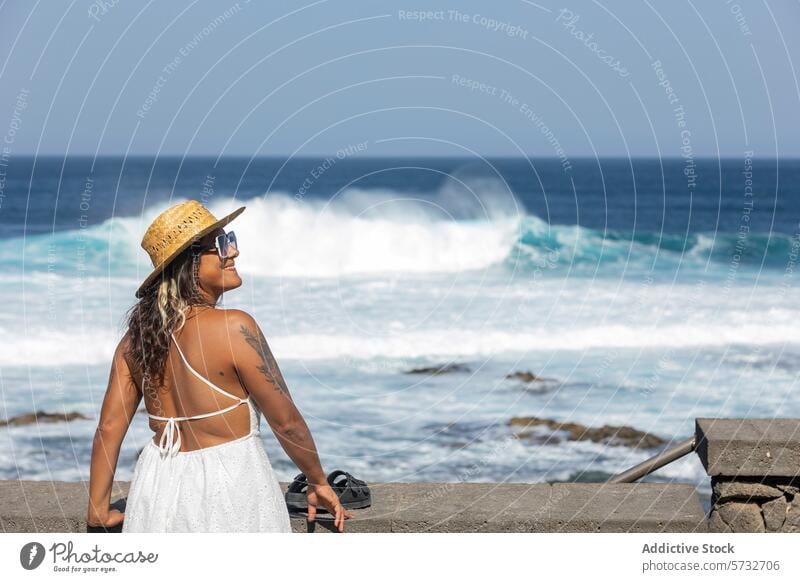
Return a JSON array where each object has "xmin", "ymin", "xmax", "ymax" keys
[{"xmin": 124, "ymin": 237, "xmax": 215, "ymax": 394}]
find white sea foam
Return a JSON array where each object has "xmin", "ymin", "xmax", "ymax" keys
[
  {"xmin": 8, "ymin": 321, "xmax": 800, "ymax": 367},
  {"xmin": 206, "ymin": 193, "xmax": 520, "ymax": 277},
  {"xmin": 267, "ymin": 324, "xmax": 800, "ymax": 360}
]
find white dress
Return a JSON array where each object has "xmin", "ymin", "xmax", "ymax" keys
[{"xmin": 122, "ymin": 333, "xmax": 292, "ymax": 533}]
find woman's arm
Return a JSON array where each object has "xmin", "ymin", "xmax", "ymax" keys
[
  {"xmin": 224, "ymin": 310, "xmax": 328, "ymax": 486},
  {"xmin": 223, "ymin": 310, "xmax": 351, "ymax": 532},
  {"xmin": 87, "ymin": 333, "xmax": 141, "ymax": 527}
]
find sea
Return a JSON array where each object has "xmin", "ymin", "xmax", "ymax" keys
[{"xmin": 1, "ymin": 155, "xmax": 799, "ymax": 512}]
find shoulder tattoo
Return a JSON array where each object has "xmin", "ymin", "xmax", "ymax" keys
[{"xmin": 239, "ymin": 324, "xmax": 291, "ymax": 398}]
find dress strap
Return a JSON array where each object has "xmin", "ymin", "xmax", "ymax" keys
[
  {"xmin": 170, "ymin": 332, "xmax": 247, "ymax": 403},
  {"xmin": 145, "ymin": 333, "xmax": 253, "ymax": 459},
  {"xmin": 148, "ymin": 400, "xmax": 249, "ymax": 459}
]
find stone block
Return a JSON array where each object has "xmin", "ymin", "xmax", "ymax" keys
[
  {"xmin": 695, "ymin": 418, "xmax": 800, "ymax": 477},
  {"xmin": 716, "ymin": 501, "xmax": 765, "ymax": 532},
  {"xmin": 712, "ymin": 479, "xmax": 784, "ymax": 502},
  {"xmin": 761, "ymin": 496, "xmax": 788, "ymax": 532}
]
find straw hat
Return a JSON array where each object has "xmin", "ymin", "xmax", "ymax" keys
[{"xmin": 136, "ymin": 200, "xmax": 245, "ymax": 298}]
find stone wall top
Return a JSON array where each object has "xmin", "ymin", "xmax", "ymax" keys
[
  {"xmin": 695, "ymin": 418, "xmax": 800, "ymax": 478},
  {"xmin": 0, "ymin": 480, "xmax": 707, "ymax": 533}
]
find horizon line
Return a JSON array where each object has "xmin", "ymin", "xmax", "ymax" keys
[{"xmin": 7, "ymin": 154, "xmax": 800, "ymax": 161}]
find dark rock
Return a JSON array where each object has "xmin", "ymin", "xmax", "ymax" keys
[
  {"xmin": 762, "ymin": 496, "xmax": 788, "ymax": 531},
  {"xmin": 513, "ymin": 429, "xmax": 566, "ymax": 445},
  {"xmin": 1, "ymin": 410, "xmax": 92, "ymax": 427},
  {"xmin": 776, "ymin": 483, "xmax": 800, "ymax": 496},
  {"xmin": 713, "ymin": 479, "xmax": 784, "ymax": 502},
  {"xmin": 784, "ymin": 508, "xmax": 800, "ymax": 532},
  {"xmin": 717, "ymin": 501, "xmax": 765, "ymax": 532},
  {"xmin": 708, "ymin": 509, "xmax": 732, "ymax": 533},
  {"xmin": 505, "ymin": 370, "xmax": 558, "ymax": 383},
  {"xmin": 405, "ymin": 363, "xmax": 471, "ymax": 375},
  {"xmin": 509, "ymin": 416, "xmax": 667, "ymax": 449}
]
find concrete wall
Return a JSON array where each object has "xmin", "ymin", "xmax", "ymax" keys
[{"xmin": 0, "ymin": 480, "xmax": 706, "ymax": 533}]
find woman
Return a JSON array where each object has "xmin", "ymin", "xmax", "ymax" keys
[{"xmin": 86, "ymin": 199, "xmax": 351, "ymax": 532}]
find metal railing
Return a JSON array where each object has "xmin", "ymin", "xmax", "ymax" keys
[{"xmin": 607, "ymin": 437, "xmax": 696, "ymax": 483}]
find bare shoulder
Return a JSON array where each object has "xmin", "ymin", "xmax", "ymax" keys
[
  {"xmin": 214, "ymin": 310, "xmax": 291, "ymax": 397},
  {"xmin": 211, "ymin": 309, "xmax": 264, "ymax": 354},
  {"xmin": 202, "ymin": 309, "xmax": 258, "ymax": 370},
  {"xmin": 213, "ymin": 308, "xmax": 258, "ymax": 335}
]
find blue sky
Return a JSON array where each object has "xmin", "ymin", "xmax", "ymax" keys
[{"xmin": 0, "ymin": 0, "xmax": 798, "ymax": 157}]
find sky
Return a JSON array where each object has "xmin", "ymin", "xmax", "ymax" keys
[{"xmin": 0, "ymin": 0, "xmax": 798, "ymax": 157}]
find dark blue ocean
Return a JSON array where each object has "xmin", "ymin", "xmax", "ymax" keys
[{"xmin": 2, "ymin": 156, "xmax": 800, "ymax": 507}]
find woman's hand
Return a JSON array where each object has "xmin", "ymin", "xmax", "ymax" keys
[
  {"xmin": 306, "ymin": 483, "xmax": 353, "ymax": 532},
  {"xmin": 86, "ymin": 508, "xmax": 125, "ymax": 529}
]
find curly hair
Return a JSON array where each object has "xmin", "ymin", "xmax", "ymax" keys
[{"xmin": 123, "ymin": 238, "xmax": 216, "ymax": 404}]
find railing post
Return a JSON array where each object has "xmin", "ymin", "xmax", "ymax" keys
[{"xmin": 608, "ymin": 437, "xmax": 695, "ymax": 484}]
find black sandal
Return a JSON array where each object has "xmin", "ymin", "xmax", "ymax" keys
[
  {"xmin": 327, "ymin": 470, "xmax": 372, "ymax": 510},
  {"xmin": 284, "ymin": 470, "xmax": 372, "ymax": 512},
  {"xmin": 284, "ymin": 473, "xmax": 310, "ymax": 512}
]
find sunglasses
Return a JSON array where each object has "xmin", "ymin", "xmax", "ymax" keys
[{"xmin": 195, "ymin": 231, "xmax": 238, "ymax": 259}]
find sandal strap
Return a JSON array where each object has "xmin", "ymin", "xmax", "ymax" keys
[
  {"xmin": 288, "ymin": 473, "xmax": 309, "ymax": 493},
  {"xmin": 328, "ymin": 470, "xmax": 370, "ymax": 497},
  {"xmin": 326, "ymin": 469, "xmax": 347, "ymax": 486}
]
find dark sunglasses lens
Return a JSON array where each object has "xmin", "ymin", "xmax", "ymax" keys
[
  {"xmin": 216, "ymin": 234, "xmax": 228, "ymax": 258},
  {"xmin": 216, "ymin": 232, "xmax": 237, "ymax": 258}
]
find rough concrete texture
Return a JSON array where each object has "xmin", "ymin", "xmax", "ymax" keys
[
  {"xmin": 695, "ymin": 418, "xmax": 800, "ymax": 477},
  {"xmin": 547, "ymin": 483, "xmax": 706, "ymax": 533},
  {"xmin": 0, "ymin": 480, "xmax": 707, "ymax": 533}
]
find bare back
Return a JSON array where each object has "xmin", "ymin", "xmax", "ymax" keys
[{"xmin": 135, "ymin": 308, "xmax": 253, "ymax": 452}]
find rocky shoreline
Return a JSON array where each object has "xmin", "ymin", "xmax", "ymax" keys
[
  {"xmin": 509, "ymin": 416, "xmax": 668, "ymax": 449},
  {"xmin": 0, "ymin": 410, "xmax": 91, "ymax": 427}
]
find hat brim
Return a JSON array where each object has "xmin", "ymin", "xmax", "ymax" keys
[{"xmin": 135, "ymin": 205, "xmax": 246, "ymax": 298}]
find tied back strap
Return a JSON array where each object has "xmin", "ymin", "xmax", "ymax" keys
[
  {"xmin": 146, "ymin": 332, "xmax": 252, "ymax": 459},
  {"xmin": 158, "ymin": 417, "xmax": 181, "ymax": 459},
  {"xmin": 148, "ymin": 399, "xmax": 250, "ymax": 459}
]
